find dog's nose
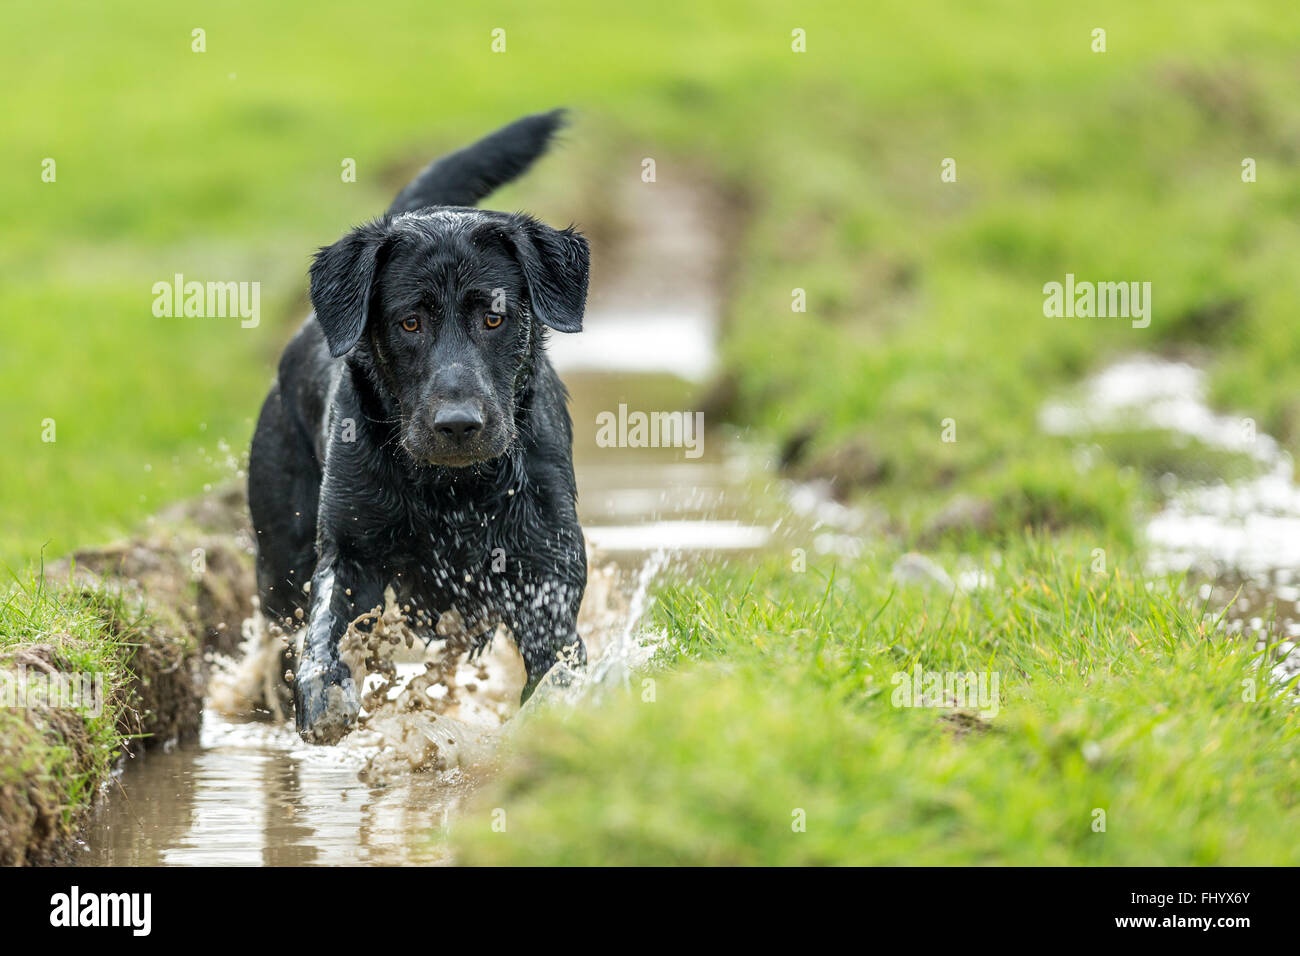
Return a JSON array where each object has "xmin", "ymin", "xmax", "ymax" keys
[{"xmin": 433, "ymin": 404, "xmax": 483, "ymax": 442}]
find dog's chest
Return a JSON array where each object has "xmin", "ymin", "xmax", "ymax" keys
[{"xmin": 383, "ymin": 492, "xmax": 514, "ymax": 605}]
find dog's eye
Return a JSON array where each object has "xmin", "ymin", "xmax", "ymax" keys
[
  {"xmin": 401, "ymin": 315, "xmax": 421, "ymax": 333},
  {"xmin": 484, "ymin": 312, "xmax": 504, "ymax": 329}
]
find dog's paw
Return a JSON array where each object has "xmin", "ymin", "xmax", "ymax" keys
[{"xmin": 294, "ymin": 657, "xmax": 359, "ymax": 744}]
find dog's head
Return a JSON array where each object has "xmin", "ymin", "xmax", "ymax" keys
[{"xmin": 309, "ymin": 208, "xmax": 588, "ymax": 467}]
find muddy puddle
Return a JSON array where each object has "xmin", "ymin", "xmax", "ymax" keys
[{"xmin": 79, "ymin": 178, "xmax": 814, "ymax": 866}]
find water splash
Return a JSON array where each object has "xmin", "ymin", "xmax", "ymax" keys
[
  {"xmin": 519, "ymin": 549, "xmax": 671, "ymax": 714},
  {"xmin": 207, "ymin": 547, "xmax": 673, "ymax": 784}
]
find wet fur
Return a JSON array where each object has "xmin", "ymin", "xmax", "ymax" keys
[{"xmin": 247, "ymin": 110, "xmax": 589, "ymax": 742}]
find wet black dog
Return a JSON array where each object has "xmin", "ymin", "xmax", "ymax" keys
[{"xmin": 247, "ymin": 110, "xmax": 589, "ymax": 743}]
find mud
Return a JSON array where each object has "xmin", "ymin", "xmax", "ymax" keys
[
  {"xmin": 0, "ymin": 645, "xmax": 99, "ymax": 866},
  {"xmin": 58, "ymin": 485, "xmax": 257, "ymax": 658},
  {"xmin": 78, "ymin": 545, "xmax": 676, "ymax": 865},
  {"xmin": 43, "ymin": 494, "xmax": 259, "ymax": 745},
  {"xmin": 791, "ymin": 436, "xmax": 889, "ymax": 502}
]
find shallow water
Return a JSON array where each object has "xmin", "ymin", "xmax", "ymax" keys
[{"xmin": 81, "ymin": 715, "xmax": 467, "ymax": 865}]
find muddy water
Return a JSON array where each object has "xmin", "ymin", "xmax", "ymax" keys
[{"xmin": 80, "ymin": 180, "xmax": 798, "ymax": 866}]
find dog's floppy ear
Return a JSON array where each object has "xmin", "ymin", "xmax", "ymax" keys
[
  {"xmin": 309, "ymin": 219, "xmax": 391, "ymax": 357},
  {"xmin": 506, "ymin": 216, "xmax": 589, "ymax": 333}
]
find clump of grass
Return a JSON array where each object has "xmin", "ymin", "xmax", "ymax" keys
[
  {"xmin": 0, "ymin": 568, "xmax": 183, "ymax": 864},
  {"xmin": 454, "ymin": 539, "xmax": 1300, "ymax": 865}
]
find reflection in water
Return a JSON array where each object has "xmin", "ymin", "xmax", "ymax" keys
[
  {"xmin": 84, "ymin": 716, "xmax": 466, "ymax": 865},
  {"xmin": 1037, "ymin": 354, "xmax": 1291, "ymax": 575}
]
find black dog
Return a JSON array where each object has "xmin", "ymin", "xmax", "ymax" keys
[{"xmin": 247, "ymin": 110, "xmax": 589, "ymax": 743}]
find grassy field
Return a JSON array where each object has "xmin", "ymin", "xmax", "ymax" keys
[{"xmin": 4, "ymin": 1, "xmax": 1300, "ymax": 864}]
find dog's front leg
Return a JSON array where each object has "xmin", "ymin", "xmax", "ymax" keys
[
  {"xmin": 504, "ymin": 578, "xmax": 586, "ymax": 704},
  {"xmin": 294, "ymin": 552, "xmax": 385, "ymax": 743}
]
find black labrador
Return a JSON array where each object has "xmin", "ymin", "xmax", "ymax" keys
[{"xmin": 247, "ymin": 110, "xmax": 588, "ymax": 743}]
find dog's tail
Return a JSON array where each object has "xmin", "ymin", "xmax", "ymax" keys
[{"xmin": 387, "ymin": 109, "xmax": 568, "ymax": 215}]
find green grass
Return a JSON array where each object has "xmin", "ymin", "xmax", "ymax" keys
[{"xmin": 456, "ymin": 541, "xmax": 1300, "ymax": 865}]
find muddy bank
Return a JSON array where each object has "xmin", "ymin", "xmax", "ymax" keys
[{"xmin": 0, "ymin": 487, "xmax": 256, "ymax": 866}]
